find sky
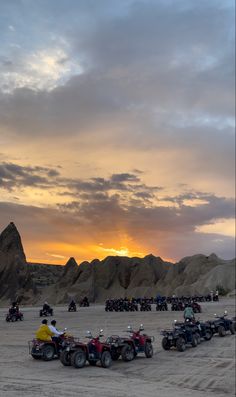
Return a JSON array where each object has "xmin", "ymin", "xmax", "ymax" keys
[{"xmin": 0, "ymin": 0, "xmax": 235, "ymax": 264}]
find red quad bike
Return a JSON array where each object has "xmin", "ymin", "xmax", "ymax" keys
[
  {"xmin": 62, "ymin": 329, "xmax": 112, "ymax": 369},
  {"xmin": 29, "ymin": 330, "xmax": 75, "ymax": 362},
  {"xmin": 191, "ymin": 302, "xmax": 202, "ymax": 313},
  {"xmin": 108, "ymin": 324, "xmax": 154, "ymax": 362}
]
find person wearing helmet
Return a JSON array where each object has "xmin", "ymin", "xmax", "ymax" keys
[{"xmin": 35, "ymin": 319, "xmax": 54, "ymax": 341}]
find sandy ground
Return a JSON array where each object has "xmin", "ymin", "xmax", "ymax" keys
[{"xmin": 0, "ymin": 298, "xmax": 235, "ymax": 397}]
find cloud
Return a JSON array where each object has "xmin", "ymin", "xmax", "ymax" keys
[
  {"xmin": 0, "ymin": 185, "xmax": 235, "ymax": 263},
  {"xmin": 0, "ymin": 162, "xmax": 60, "ymax": 191},
  {"xmin": 0, "ymin": 1, "xmax": 234, "ymax": 261}
]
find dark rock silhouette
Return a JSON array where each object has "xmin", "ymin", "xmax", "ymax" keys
[{"xmin": 0, "ymin": 223, "xmax": 235, "ymax": 304}]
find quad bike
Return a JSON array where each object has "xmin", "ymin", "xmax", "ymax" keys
[
  {"xmin": 231, "ymin": 317, "xmax": 236, "ymax": 332},
  {"xmin": 61, "ymin": 329, "xmax": 112, "ymax": 368},
  {"xmin": 68, "ymin": 303, "xmax": 77, "ymax": 312},
  {"xmin": 156, "ymin": 302, "xmax": 168, "ymax": 311},
  {"xmin": 191, "ymin": 302, "xmax": 202, "ymax": 313},
  {"xmin": 29, "ymin": 331, "xmax": 74, "ymax": 361},
  {"xmin": 207, "ymin": 311, "xmax": 235, "ymax": 337},
  {"xmin": 161, "ymin": 320, "xmax": 199, "ymax": 352},
  {"xmin": 140, "ymin": 302, "xmax": 152, "ymax": 311},
  {"xmin": 184, "ymin": 319, "xmax": 212, "ymax": 343},
  {"xmin": 6, "ymin": 310, "xmax": 24, "ymax": 322},
  {"xmin": 107, "ymin": 324, "xmax": 154, "ymax": 362},
  {"xmin": 39, "ymin": 307, "xmax": 53, "ymax": 317},
  {"xmin": 79, "ymin": 297, "xmax": 90, "ymax": 307}
]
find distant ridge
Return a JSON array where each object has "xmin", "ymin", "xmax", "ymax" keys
[{"xmin": 0, "ymin": 223, "xmax": 235, "ymax": 304}]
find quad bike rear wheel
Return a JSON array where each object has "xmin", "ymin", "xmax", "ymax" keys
[
  {"xmin": 71, "ymin": 349, "xmax": 86, "ymax": 368},
  {"xmin": 100, "ymin": 351, "xmax": 112, "ymax": 368},
  {"xmin": 162, "ymin": 337, "xmax": 171, "ymax": 350},
  {"xmin": 229, "ymin": 324, "xmax": 235, "ymax": 335},
  {"xmin": 144, "ymin": 342, "xmax": 153, "ymax": 358},
  {"xmin": 121, "ymin": 344, "xmax": 135, "ymax": 361},
  {"xmin": 218, "ymin": 325, "xmax": 226, "ymax": 337},
  {"xmin": 60, "ymin": 350, "xmax": 71, "ymax": 366},
  {"xmin": 176, "ymin": 337, "xmax": 186, "ymax": 352},
  {"xmin": 42, "ymin": 345, "xmax": 55, "ymax": 361}
]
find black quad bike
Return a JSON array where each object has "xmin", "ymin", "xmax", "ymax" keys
[
  {"xmin": 156, "ymin": 301, "xmax": 168, "ymax": 311},
  {"xmin": 207, "ymin": 311, "xmax": 235, "ymax": 337},
  {"xmin": 184, "ymin": 319, "xmax": 213, "ymax": 343},
  {"xmin": 39, "ymin": 307, "xmax": 53, "ymax": 317},
  {"xmin": 68, "ymin": 303, "xmax": 77, "ymax": 312},
  {"xmin": 140, "ymin": 302, "xmax": 152, "ymax": 311},
  {"xmin": 231, "ymin": 317, "xmax": 236, "ymax": 332},
  {"xmin": 161, "ymin": 321, "xmax": 199, "ymax": 352}
]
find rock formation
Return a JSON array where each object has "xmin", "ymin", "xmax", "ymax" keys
[
  {"xmin": 0, "ymin": 222, "xmax": 235, "ymax": 304},
  {"xmin": 0, "ymin": 222, "xmax": 36, "ymax": 302}
]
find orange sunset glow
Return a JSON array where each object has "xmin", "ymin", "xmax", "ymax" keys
[{"xmin": 0, "ymin": 0, "xmax": 235, "ymax": 265}]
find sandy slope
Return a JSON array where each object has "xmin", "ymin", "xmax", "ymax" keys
[{"xmin": 0, "ymin": 299, "xmax": 235, "ymax": 397}]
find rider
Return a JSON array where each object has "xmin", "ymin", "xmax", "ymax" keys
[
  {"xmin": 48, "ymin": 320, "xmax": 65, "ymax": 346},
  {"xmin": 43, "ymin": 301, "xmax": 50, "ymax": 312},
  {"xmin": 69, "ymin": 299, "xmax": 76, "ymax": 308},
  {"xmin": 35, "ymin": 319, "xmax": 54, "ymax": 341},
  {"xmin": 183, "ymin": 304, "xmax": 195, "ymax": 321}
]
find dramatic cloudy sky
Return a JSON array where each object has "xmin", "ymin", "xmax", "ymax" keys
[{"xmin": 0, "ymin": 0, "xmax": 235, "ymax": 264}]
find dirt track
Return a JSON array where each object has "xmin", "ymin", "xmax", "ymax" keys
[{"xmin": 0, "ymin": 298, "xmax": 235, "ymax": 397}]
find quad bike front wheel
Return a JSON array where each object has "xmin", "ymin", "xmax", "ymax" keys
[
  {"xmin": 176, "ymin": 337, "xmax": 186, "ymax": 352},
  {"xmin": 218, "ymin": 325, "xmax": 226, "ymax": 337},
  {"xmin": 100, "ymin": 351, "xmax": 112, "ymax": 368},
  {"xmin": 196, "ymin": 332, "xmax": 201, "ymax": 344},
  {"xmin": 71, "ymin": 349, "xmax": 86, "ymax": 368},
  {"xmin": 191, "ymin": 335, "xmax": 198, "ymax": 347},
  {"xmin": 121, "ymin": 344, "xmax": 135, "ymax": 361},
  {"xmin": 229, "ymin": 324, "xmax": 235, "ymax": 335},
  {"xmin": 162, "ymin": 337, "xmax": 171, "ymax": 350},
  {"xmin": 204, "ymin": 330, "xmax": 213, "ymax": 341},
  {"xmin": 144, "ymin": 342, "xmax": 153, "ymax": 358}
]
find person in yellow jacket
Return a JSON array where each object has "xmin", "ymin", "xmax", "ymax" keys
[{"xmin": 36, "ymin": 319, "xmax": 54, "ymax": 341}]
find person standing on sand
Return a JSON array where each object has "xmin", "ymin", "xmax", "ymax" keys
[
  {"xmin": 35, "ymin": 319, "xmax": 54, "ymax": 341},
  {"xmin": 183, "ymin": 305, "xmax": 195, "ymax": 321}
]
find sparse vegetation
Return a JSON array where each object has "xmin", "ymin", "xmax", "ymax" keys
[{"xmin": 216, "ymin": 284, "xmax": 230, "ymax": 296}]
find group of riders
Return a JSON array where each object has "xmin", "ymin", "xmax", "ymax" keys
[
  {"xmin": 8, "ymin": 292, "xmax": 215, "ymax": 341},
  {"xmin": 36, "ymin": 318, "xmax": 65, "ymax": 345}
]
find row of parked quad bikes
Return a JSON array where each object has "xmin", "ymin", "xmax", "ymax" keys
[
  {"xmin": 28, "ymin": 312, "xmax": 236, "ymax": 369},
  {"xmin": 105, "ymin": 297, "xmax": 204, "ymax": 312}
]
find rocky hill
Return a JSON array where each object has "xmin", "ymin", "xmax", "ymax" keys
[{"xmin": 0, "ymin": 223, "xmax": 235, "ymax": 304}]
